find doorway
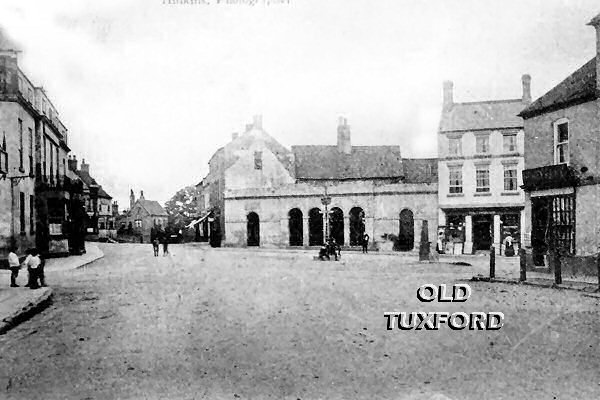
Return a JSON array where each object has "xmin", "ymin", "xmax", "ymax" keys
[
  {"xmin": 247, "ymin": 212, "xmax": 260, "ymax": 246},
  {"xmin": 472, "ymin": 215, "xmax": 493, "ymax": 251}
]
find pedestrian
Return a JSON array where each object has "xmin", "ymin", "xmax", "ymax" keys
[
  {"xmin": 318, "ymin": 244, "xmax": 330, "ymax": 261},
  {"xmin": 7, "ymin": 245, "xmax": 21, "ymax": 287},
  {"xmin": 362, "ymin": 233, "xmax": 370, "ymax": 253},
  {"xmin": 24, "ymin": 249, "xmax": 43, "ymax": 289},
  {"xmin": 328, "ymin": 238, "xmax": 339, "ymax": 261},
  {"xmin": 504, "ymin": 234, "xmax": 515, "ymax": 257},
  {"xmin": 161, "ymin": 227, "xmax": 169, "ymax": 256},
  {"xmin": 150, "ymin": 226, "xmax": 159, "ymax": 257}
]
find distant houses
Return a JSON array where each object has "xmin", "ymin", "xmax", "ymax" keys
[{"xmin": 123, "ymin": 190, "xmax": 168, "ymax": 243}]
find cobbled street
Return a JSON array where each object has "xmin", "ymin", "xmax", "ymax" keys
[{"xmin": 1, "ymin": 243, "xmax": 599, "ymax": 400}]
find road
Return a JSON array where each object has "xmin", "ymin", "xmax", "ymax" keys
[{"xmin": 0, "ymin": 243, "xmax": 599, "ymax": 399}]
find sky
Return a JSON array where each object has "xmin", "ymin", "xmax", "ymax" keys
[{"xmin": 0, "ymin": 0, "xmax": 598, "ymax": 209}]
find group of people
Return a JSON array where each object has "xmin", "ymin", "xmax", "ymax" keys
[
  {"xmin": 317, "ymin": 233, "xmax": 370, "ymax": 261},
  {"xmin": 150, "ymin": 226, "xmax": 170, "ymax": 257},
  {"xmin": 7, "ymin": 247, "xmax": 46, "ymax": 289}
]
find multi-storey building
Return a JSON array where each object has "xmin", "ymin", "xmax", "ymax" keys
[
  {"xmin": 520, "ymin": 13, "xmax": 600, "ymax": 271},
  {"xmin": 437, "ymin": 76, "xmax": 531, "ymax": 255},
  {"xmin": 0, "ymin": 30, "xmax": 85, "ymax": 258}
]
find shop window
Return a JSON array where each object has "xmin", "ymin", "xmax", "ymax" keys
[{"xmin": 448, "ymin": 166, "xmax": 462, "ymax": 194}]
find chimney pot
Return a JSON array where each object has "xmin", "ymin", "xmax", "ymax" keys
[
  {"xmin": 587, "ymin": 13, "xmax": 600, "ymax": 93},
  {"xmin": 521, "ymin": 74, "xmax": 532, "ymax": 103},
  {"xmin": 337, "ymin": 116, "xmax": 351, "ymax": 155},
  {"xmin": 443, "ymin": 81, "xmax": 454, "ymax": 110}
]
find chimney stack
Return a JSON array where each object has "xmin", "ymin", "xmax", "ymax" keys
[
  {"xmin": 443, "ymin": 81, "xmax": 454, "ymax": 110},
  {"xmin": 140, "ymin": 190, "xmax": 145, "ymax": 200},
  {"xmin": 80, "ymin": 158, "xmax": 89, "ymax": 174},
  {"xmin": 253, "ymin": 114, "xmax": 262, "ymax": 130},
  {"xmin": 130, "ymin": 189, "xmax": 135, "ymax": 209},
  {"xmin": 337, "ymin": 117, "xmax": 351, "ymax": 155},
  {"xmin": 587, "ymin": 13, "xmax": 600, "ymax": 94},
  {"xmin": 232, "ymin": 132, "xmax": 239, "ymax": 141},
  {"xmin": 68, "ymin": 154, "xmax": 78, "ymax": 171},
  {"xmin": 521, "ymin": 74, "xmax": 532, "ymax": 103}
]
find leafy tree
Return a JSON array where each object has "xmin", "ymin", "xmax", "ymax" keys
[{"xmin": 164, "ymin": 186, "xmax": 199, "ymax": 229}]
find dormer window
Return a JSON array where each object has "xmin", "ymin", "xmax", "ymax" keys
[{"xmin": 554, "ymin": 119, "xmax": 569, "ymax": 165}]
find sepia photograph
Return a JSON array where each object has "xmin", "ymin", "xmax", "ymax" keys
[{"xmin": 0, "ymin": 0, "xmax": 599, "ymax": 399}]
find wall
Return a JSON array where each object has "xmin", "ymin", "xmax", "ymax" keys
[
  {"xmin": 575, "ymin": 183, "xmax": 600, "ymax": 256},
  {"xmin": 523, "ymin": 100, "xmax": 600, "ymax": 174},
  {"xmin": 0, "ymin": 101, "xmax": 37, "ymax": 255},
  {"xmin": 224, "ymin": 181, "xmax": 438, "ymax": 250}
]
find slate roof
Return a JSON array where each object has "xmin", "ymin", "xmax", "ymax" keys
[
  {"xmin": 402, "ymin": 158, "xmax": 438, "ymax": 184},
  {"xmin": 519, "ymin": 57, "xmax": 597, "ymax": 119},
  {"xmin": 440, "ymin": 99, "xmax": 526, "ymax": 132},
  {"xmin": 292, "ymin": 145, "xmax": 403, "ymax": 180},
  {"xmin": 136, "ymin": 199, "xmax": 168, "ymax": 216},
  {"xmin": 72, "ymin": 169, "xmax": 112, "ymax": 199}
]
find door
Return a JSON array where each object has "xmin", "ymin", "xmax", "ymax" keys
[{"xmin": 472, "ymin": 215, "xmax": 493, "ymax": 251}]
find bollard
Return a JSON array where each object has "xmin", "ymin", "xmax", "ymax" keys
[
  {"xmin": 553, "ymin": 249, "xmax": 562, "ymax": 285},
  {"xmin": 490, "ymin": 246, "xmax": 495, "ymax": 279},
  {"xmin": 519, "ymin": 248, "xmax": 527, "ymax": 282}
]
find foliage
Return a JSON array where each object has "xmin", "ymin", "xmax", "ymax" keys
[{"xmin": 164, "ymin": 186, "xmax": 199, "ymax": 229}]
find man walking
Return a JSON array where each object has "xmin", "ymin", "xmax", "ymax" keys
[{"xmin": 7, "ymin": 245, "xmax": 20, "ymax": 287}]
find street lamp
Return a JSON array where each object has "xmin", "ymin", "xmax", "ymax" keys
[{"xmin": 321, "ymin": 187, "xmax": 331, "ymax": 243}]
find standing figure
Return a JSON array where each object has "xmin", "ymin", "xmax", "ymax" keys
[
  {"xmin": 24, "ymin": 249, "xmax": 43, "ymax": 289},
  {"xmin": 7, "ymin": 245, "xmax": 20, "ymax": 287},
  {"xmin": 151, "ymin": 226, "xmax": 160, "ymax": 257},
  {"xmin": 161, "ymin": 227, "xmax": 170, "ymax": 256},
  {"xmin": 504, "ymin": 234, "xmax": 515, "ymax": 257},
  {"xmin": 362, "ymin": 233, "xmax": 370, "ymax": 254}
]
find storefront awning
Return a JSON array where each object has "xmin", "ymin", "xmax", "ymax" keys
[{"xmin": 185, "ymin": 213, "xmax": 210, "ymax": 229}]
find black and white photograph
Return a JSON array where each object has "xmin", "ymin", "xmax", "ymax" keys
[{"xmin": 0, "ymin": 0, "xmax": 599, "ymax": 398}]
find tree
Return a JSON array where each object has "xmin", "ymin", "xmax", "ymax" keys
[{"xmin": 164, "ymin": 185, "xmax": 199, "ymax": 230}]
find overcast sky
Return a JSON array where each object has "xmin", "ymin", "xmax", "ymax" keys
[{"xmin": 1, "ymin": 0, "xmax": 598, "ymax": 209}]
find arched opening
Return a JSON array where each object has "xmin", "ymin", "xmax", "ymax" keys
[
  {"xmin": 308, "ymin": 208, "xmax": 323, "ymax": 246},
  {"xmin": 349, "ymin": 207, "xmax": 365, "ymax": 246},
  {"xmin": 329, "ymin": 207, "xmax": 344, "ymax": 245},
  {"xmin": 398, "ymin": 209, "xmax": 414, "ymax": 251},
  {"xmin": 247, "ymin": 212, "xmax": 260, "ymax": 246},
  {"xmin": 288, "ymin": 208, "xmax": 303, "ymax": 246}
]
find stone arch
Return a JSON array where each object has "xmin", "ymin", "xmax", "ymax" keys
[
  {"xmin": 349, "ymin": 207, "xmax": 365, "ymax": 246},
  {"xmin": 329, "ymin": 207, "xmax": 344, "ymax": 245},
  {"xmin": 247, "ymin": 212, "xmax": 260, "ymax": 246},
  {"xmin": 288, "ymin": 208, "xmax": 303, "ymax": 246},
  {"xmin": 398, "ymin": 209, "xmax": 414, "ymax": 251},
  {"xmin": 308, "ymin": 208, "xmax": 323, "ymax": 246}
]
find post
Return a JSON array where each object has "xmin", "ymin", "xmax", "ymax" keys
[
  {"xmin": 489, "ymin": 246, "xmax": 495, "ymax": 279},
  {"xmin": 519, "ymin": 248, "xmax": 526, "ymax": 282},
  {"xmin": 419, "ymin": 220, "xmax": 430, "ymax": 261},
  {"xmin": 553, "ymin": 249, "xmax": 562, "ymax": 285},
  {"xmin": 597, "ymin": 251, "xmax": 600, "ymax": 291}
]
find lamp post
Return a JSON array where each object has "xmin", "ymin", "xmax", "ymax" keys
[{"xmin": 321, "ymin": 188, "xmax": 331, "ymax": 243}]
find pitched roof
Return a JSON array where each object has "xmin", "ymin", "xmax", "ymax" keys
[
  {"xmin": 440, "ymin": 99, "xmax": 526, "ymax": 132},
  {"xmin": 136, "ymin": 199, "xmax": 168, "ymax": 216},
  {"xmin": 97, "ymin": 186, "xmax": 112, "ymax": 199},
  {"xmin": 519, "ymin": 57, "xmax": 597, "ymax": 119},
  {"xmin": 72, "ymin": 169, "xmax": 112, "ymax": 198},
  {"xmin": 402, "ymin": 158, "xmax": 438, "ymax": 184},
  {"xmin": 292, "ymin": 145, "xmax": 403, "ymax": 180}
]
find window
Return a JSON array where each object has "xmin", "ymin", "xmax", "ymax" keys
[
  {"xmin": 28, "ymin": 127, "xmax": 33, "ymax": 175},
  {"xmin": 554, "ymin": 120, "xmax": 569, "ymax": 165},
  {"xmin": 0, "ymin": 133, "xmax": 7, "ymax": 174},
  {"xmin": 448, "ymin": 166, "xmax": 463, "ymax": 194},
  {"xmin": 43, "ymin": 136, "xmax": 47, "ymax": 176},
  {"xmin": 254, "ymin": 151, "xmax": 262, "ymax": 170},
  {"xmin": 503, "ymin": 134, "xmax": 517, "ymax": 153},
  {"xmin": 448, "ymin": 137, "xmax": 462, "ymax": 156},
  {"xmin": 29, "ymin": 195, "xmax": 34, "ymax": 234},
  {"xmin": 18, "ymin": 119, "xmax": 23, "ymax": 171},
  {"xmin": 134, "ymin": 220, "xmax": 142, "ymax": 228},
  {"xmin": 19, "ymin": 192, "xmax": 25, "ymax": 234},
  {"xmin": 503, "ymin": 166, "xmax": 518, "ymax": 191},
  {"xmin": 475, "ymin": 135, "xmax": 489, "ymax": 154},
  {"xmin": 476, "ymin": 166, "xmax": 490, "ymax": 193}
]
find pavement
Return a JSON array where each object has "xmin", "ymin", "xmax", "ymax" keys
[{"xmin": 0, "ymin": 242, "xmax": 104, "ymax": 335}]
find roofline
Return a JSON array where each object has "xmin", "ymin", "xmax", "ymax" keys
[
  {"xmin": 451, "ymin": 98, "xmax": 524, "ymax": 106},
  {"xmin": 518, "ymin": 94, "xmax": 597, "ymax": 119},
  {"xmin": 295, "ymin": 176, "xmax": 404, "ymax": 181},
  {"xmin": 438, "ymin": 126, "xmax": 523, "ymax": 134}
]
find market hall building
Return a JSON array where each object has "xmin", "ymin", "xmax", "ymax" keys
[
  {"xmin": 221, "ymin": 117, "xmax": 438, "ymax": 251},
  {"xmin": 437, "ymin": 76, "xmax": 531, "ymax": 255},
  {"xmin": 520, "ymin": 13, "xmax": 600, "ymax": 267}
]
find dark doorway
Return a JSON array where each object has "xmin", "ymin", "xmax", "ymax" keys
[
  {"xmin": 329, "ymin": 207, "xmax": 344, "ymax": 245},
  {"xmin": 308, "ymin": 208, "xmax": 323, "ymax": 246},
  {"xmin": 288, "ymin": 208, "xmax": 303, "ymax": 246},
  {"xmin": 349, "ymin": 207, "xmax": 365, "ymax": 246},
  {"xmin": 473, "ymin": 214, "xmax": 493, "ymax": 251},
  {"xmin": 398, "ymin": 209, "xmax": 415, "ymax": 251},
  {"xmin": 247, "ymin": 212, "xmax": 260, "ymax": 246},
  {"xmin": 531, "ymin": 198, "xmax": 549, "ymax": 265}
]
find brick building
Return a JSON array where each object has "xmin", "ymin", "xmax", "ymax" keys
[
  {"xmin": 437, "ymin": 76, "xmax": 531, "ymax": 255},
  {"xmin": 520, "ymin": 13, "xmax": 600, "ymax": 265},
  {"xmin": 124, "ymin": 190, "xmax": 168, "ymax": 243},
  {"xmin": 198, "ymin": 116, "xmax": 438, "ymax": 250}
]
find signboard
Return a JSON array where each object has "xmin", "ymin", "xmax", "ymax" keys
[
  {"xmin": 49, "ymin": 223, "xmax": 63, "ymax": 236},
  {"xmin": 522, "ymin": 164, "xmax": 576, "ymax": 191}
]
